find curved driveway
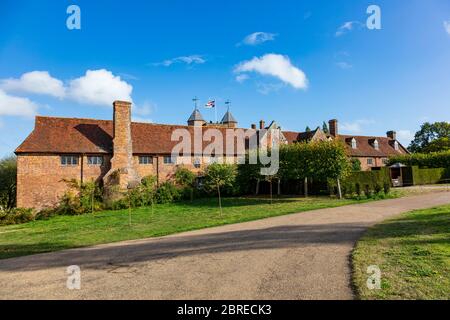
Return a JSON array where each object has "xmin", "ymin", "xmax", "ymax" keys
[{"xmin": 0, "ymin": 192, "xmax": 449, "ymax": 300}]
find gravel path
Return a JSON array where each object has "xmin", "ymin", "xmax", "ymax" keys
[{"xmin": 0, "ymin": 192, "xmax": 449, "ymax": 300}]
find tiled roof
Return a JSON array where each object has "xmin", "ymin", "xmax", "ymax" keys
[
  {"xmin": 15, "ymin": 116, "xmax": 409, "ymax": 158},
  {"xmin": 221, "ymin": 111, "xmax": 237, "ymax": 123},
  {"xmin": 15, "ymin": 116, "xmax": 255, "ymax": 155},
  {"xmin": 187, "ymin": 108, "xmax": 205, "ymax": 122},
  {"xmin": 337, "ymin": 135, "xmax": 408, "ymax": 157}
]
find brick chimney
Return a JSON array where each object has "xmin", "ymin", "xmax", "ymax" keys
[
  {"xmin": 251, "ymin": 124, "xmax": 256, "ymax": 130},
  {"xmin": 104, "ymin": 101, "xmax": 140, "ymax": 191},
  {"xmin": 387, "ymin": 131, "xmax": 397, "ymax": 140},
  {"xmin": 259, "ymin": 120, "xmax": 265, "ymax": 130},
  {"xmin": 329, "ymin": 119, "xmax": 338, "ymax": 137}
]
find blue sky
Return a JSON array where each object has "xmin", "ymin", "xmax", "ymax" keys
[{"xmin": 1, "ymin": 0, "xmax": 450, "ymax": 157}]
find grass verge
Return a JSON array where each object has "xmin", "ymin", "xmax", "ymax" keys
[
  {"xmin": 0, "ymin": 195, "xmax": 386, "ymax": 260},
  {"xmin": 352, "ymin": 204, "xmax": 450, "ymax": 300}
]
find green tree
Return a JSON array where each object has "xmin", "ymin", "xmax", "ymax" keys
[
  {"xmin": 174, "ymin": 166, "xmax": 196, "ymax": 201},
  {"xmin": 305, "ymin": 126, "xmax": 311, "ymax": 132},
  {"xmin": 0, "ymin": 155, "xmax": 17, "ymax": 210},
  {"xmin": 409, "ymin": 122, "xmax": 450, "ymax": 153},
  {"xmin": 203, "ymin": 163, "xmax": 237, "ymax": 215},
  {"xmin": 422, "ymin": 137, "xmax": 450, "ymax": 153},
  {"xmin": 350, "ymin": 158, "xmax": 362, "ymax": 171}
]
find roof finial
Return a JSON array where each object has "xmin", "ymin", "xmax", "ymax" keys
[
  {"xmin": 225, "ymin": 99, "xmax": 231, "ymax": 112},
  {"xmin": 192, "ymin": 96, "xmax": 199, "ymax": 109}
]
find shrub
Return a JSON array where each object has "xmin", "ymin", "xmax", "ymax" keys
[
  {"xmin": 388, "ymin": 150, "xmax": 450, "ymax": 169},
  {"xmin": 155, "ymin": 181, "xmax": 181, "ymax": 204},
  {"xmin": 330, "ymin": 168, "xmax": 391, "ymax": 198},
  {"xmin": 57, "ymin": 179, "xmax": 103, "ymax": 215},
  {"xmin": 0, "ymin": 208, "xmax": 34, "ymax": 226}
]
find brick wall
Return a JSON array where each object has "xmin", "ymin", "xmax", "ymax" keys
[{"xmin": 16, "ymin": 154, "xmax": 111, "ymax": 209}]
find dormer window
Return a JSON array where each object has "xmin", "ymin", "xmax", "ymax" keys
[
  {"xmin": 373, "ymin": 139, "xmax": 379, "ymax": 150},
  {"xmin": 394, "ymin": 141, "xmax": 399, "ymax": 151},
  {"xmin": 351, "ymin": 138, "xmax": 357, "ymax": 149}
]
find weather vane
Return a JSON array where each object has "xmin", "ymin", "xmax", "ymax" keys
[
  {"xmin": 225, "ymin": 99, "xmax": 231, "ymax": 111},
  {"xmin": 192, "ymin": 96, "xmax": 199, "ymax": 109}
]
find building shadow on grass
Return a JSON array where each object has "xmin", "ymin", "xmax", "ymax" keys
[{"xmin": 0, "ymin": 222, "xmax": 370, "ymax": 271}]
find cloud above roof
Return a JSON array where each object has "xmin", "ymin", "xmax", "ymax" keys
[
  {"xmin": 0, "ymin": 89, "xmax": 38, "ymax": 117},
  {"xmin": 0, "ymin": 71, "xmax": 66, "ymax": 98},
  {"xmin": 234, "ymin": 53, "xmax": 308, "ymax": 90}
]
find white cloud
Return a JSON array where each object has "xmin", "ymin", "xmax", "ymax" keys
[
  {"xmin": 239, "ymin": 32, "xmax": 277, "ymax": 46},
  {"xmin": 68, "ymin": 69, "xmax": 133, "ymax": 106},
  {"xmin": 444, "ymin": 21, "xmax": 450, "ymax": 35},
  {"xmin": 132, "ymin": 116, "xmax": 153, "ymax": 123},
  {"xmin": 0, "ymin": 89, "xmax": 38, "ymax": 117},
  {"xmin": 235, "ymin": 74, "xmax": 249, "ymax": 83},
  {"xmin": 133, "ymin": 101, "xmax": 155, "ymax": 117},
  {"xmin": 397, "ymin": 130, "xmax": 414, "ymax": 145},
  {"xmin": 153, "ymin": 55, "xmax": 205, "ymax": 67},
  {"xmin": 335, "ymin": 21, "xmax": 363, "ymax": 37},
  {"xmin": 234, "ymin": 54, "xmax": 308, "ymax": 90},
  {"xmin": 340, "ymin": 119, "xmax": 374, "ymax": 134},
  {"xmin": 0, "ymin": 71, "xmax": 66, "ymax": 98},
  {"xmin": 336, "ymin": 61, "xmax": 352, "ymax": 69}
]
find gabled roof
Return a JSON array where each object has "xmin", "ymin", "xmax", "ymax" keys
[
  {"xmin": 282, "ymin": 128, "xmax": 327, "ymax": 143},
  {"xmin": 221, "ymin": 111, "xmax": 237, "ymax": 123},
  {"xmin": 338, "ymin": 135, "xmax": 408, "ymax": 157},
  {"xmin": 187, "ymin": 108, "xmax": 205, "ymax": 122},
  {"xmin": 15, "ymin": 116, "xmax": 254, "ymax": 155}
]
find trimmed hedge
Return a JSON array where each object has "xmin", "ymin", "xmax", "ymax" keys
[
  {"xmin": 411, "ymin": 166, "xmax": 448, "ymax": 185},
  {"xmin": 388, "ymin": 151, "xmax": 450, "ymax": 169},
  {"xmin": 330, "ymin": 168, "xmax": 391, "ymax": 197}
]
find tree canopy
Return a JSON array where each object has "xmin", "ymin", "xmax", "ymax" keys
[
  {"xmin": 408, "ymin": 122, "xmax": 450, "ymax": 153},
  {"xmin": 0, "ymin": 156, "xmax": 17, "ymax": 210}
]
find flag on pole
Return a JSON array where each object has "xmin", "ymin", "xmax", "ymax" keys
[{"xmin": 204, "ymin": 100, "xmax": 215, "ymax": 109}]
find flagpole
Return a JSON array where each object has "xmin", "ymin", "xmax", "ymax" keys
[{"xmin": 214, "ymin": 100, "xmax": 217, "ymax": 124}]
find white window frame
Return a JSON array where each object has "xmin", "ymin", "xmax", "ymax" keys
[
  {"xmin": 373, "ymin": 139, "xmax": 379, "ymax": 150},
  {"xmin": 394, "ymin": 141, "xmax": 399, "ymax": 151},
  {"xmin": 367, "ymin": 158, "xmax": 374, "ymax": 166},
  {"xmin": 164, "ymin": 155, "xmax": 175, "ymax": 165},
  {"xmin": 139, "ymin": 156, "xmax": 153, "ymax": 165},
  {"xmin": 61, "ymin": 155, "xmax": 79, "ymax": 166},
  {"xmin": 87, "ymin": 155, "xmax": 103, "ymax": 165}
]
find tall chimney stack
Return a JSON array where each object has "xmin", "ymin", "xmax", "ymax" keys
[
  {"xmin": 251, "ymin": 124, "xmax": 256, "ymax": 130},
  {"xmin": 104, "ymin": 101, "xmax": 140, "ymax": 191},
  {"xmin": 387, "ymin": 131, "xmax": 397, "ymax": 140},
  {"xmin": 329, "ymin": 119, "xmax": 338, "ymax": 137},
  {"xmin": 259, "ymin": 120, "xmax": 265, "ymax": 130}
]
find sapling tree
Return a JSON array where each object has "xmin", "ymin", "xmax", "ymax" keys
[{"xmin": 203, "ymin": 163, "xmax": 237, "ymax": 215}]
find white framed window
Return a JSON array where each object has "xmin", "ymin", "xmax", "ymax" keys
[
  {"xmin": 394, "ymin": 141, "xmax": 399, "ymax": 151},
  {"xmin": 164, "ymin": 156, "xmax": 175, "ymax": 164},
  {"xmin": 373, "ymin": 139, "xmax": 379, "ymax": 150},
  {"xmin": 139, "ymin": 156, "xmax": 153, "ymax": 165},
  {"xmin": 367, "ymin": 158, "xmax": 374, "ymax": 166},
  {"xmin": 61, "ymin": 155, "xmax": 79, "ymax": 166},
  {"xmin": 87, "ymin": 156, "xmax": 103, "ymax": 165},
  {"xmin": 351, "ymin": 138, "xmax": 357, "ymax": 149}
]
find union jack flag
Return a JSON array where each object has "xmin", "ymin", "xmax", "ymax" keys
[{"xmin": 204, "ymin": 100, "xmax": 215, "ymax": 108}]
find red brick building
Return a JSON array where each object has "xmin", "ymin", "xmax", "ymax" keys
[{"xmin": 15, "ymin": 101, "xmax": 408, "ymax": 209}]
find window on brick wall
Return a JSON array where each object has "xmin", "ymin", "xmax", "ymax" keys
[
  {"xmin": 61, "ymin": 155, "xmax": 79, "ymax": 166},
  {"xmin": 164, "ymin": 156, "xmax": 175, "ymax": 164},
  {"xmin": 139, "ymin": 156, "xmax": 153, "ymax": 165},
  {"xmin": 87, "ymin": 156, "xmax": 103, "ymax": 165},
  {"xmin": 367, "ymin": 158, "xmax": 374, "ymax": 166}
]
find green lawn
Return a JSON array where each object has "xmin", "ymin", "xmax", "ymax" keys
[
  {"xmin": 352, "ymin": 205, "xmax": 450, "ymax": 300},
  {"xmin": 0, "ymin": 196, "xmax": 371, "ymax": 260}
]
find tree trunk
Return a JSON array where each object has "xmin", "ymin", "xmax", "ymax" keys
[
  {"xmin": 337, "ymin": 178, "xmax": 343, "ymax": 199},
  {"xmin": 270, "ymin": 181, "xmax": 273, "ymax": 205},
  {"xmin": 255, "ymin": 179, "xmax": 260, "ymax": 195},
  {"xmin": 304, "ymin": 177, "xmax": 308, "ymax": 197},
  {"xmin": 217, "ymin": 184, "xmax": 222, "ymax": 216},
  {"xmin": 277, "ymin": 179, "xmax": 281, "ymax": 196}
]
